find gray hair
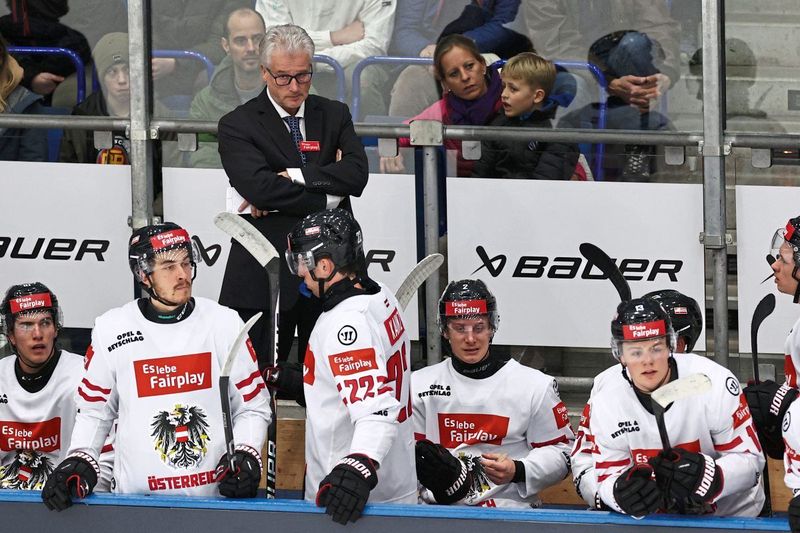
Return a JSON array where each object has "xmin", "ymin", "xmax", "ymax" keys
[{"xmin": 260, "ymin": 24, "xmax": 314, "ymax": 68}]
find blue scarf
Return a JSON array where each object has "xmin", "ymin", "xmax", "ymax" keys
[{"xmin": 445, "ymin": 66, "xmax": 502, "ymax": 126}]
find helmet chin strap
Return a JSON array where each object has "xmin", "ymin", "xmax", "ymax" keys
[
  {"xmin": 143, "ymin": 264, "xmax": 196, "ymax": 308},
  {"xmin": 15, "ymin": 341, "xmax": 56, "ymax": 372},
  {"xmin": 309, "ymin": 264, "xmax": 339, "ymax": 298},
  {"xmin": 793, "ymin": 266, "xmax": 800, "ymax": 303}
]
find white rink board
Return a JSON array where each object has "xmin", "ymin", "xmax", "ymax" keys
[
  {"xmin": 447, "ymin": 179, "xmax": 706, "ymax": 348},
  {"xmin": 0, "ymin": 162, "xmax": 132, "ymax": 328},
  {"xmin": 162, "ymin": 169, "xmax": 420, "ymax": 339},
  {"xmin": 736, "ymin": 185, "xmax": 800, "ymax": 354}
]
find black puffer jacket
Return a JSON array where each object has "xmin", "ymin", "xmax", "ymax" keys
[{"xmin": 471, "ymin": 108, "xmax": 580, "ymax": 180}]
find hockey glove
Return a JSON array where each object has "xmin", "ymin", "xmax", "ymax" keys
[
  {"xmin": 216, "ymin": 446, "xmax": 263, "ymax": 498},
  {"xmin": 650, "ymin": 448, "xmax": 722, "ymax": 504},
  {"xmin": 316, "ymin": 454, "xmax": 378, "ymax": 524},
  {"xmin": 415, "ymin": 439, "xmax": 472, "ymax": 504},
  {"xmin": 612, "ymin": 463, "xmax": 661, "ymax": 516},
  {"xmin": 262, "ymin": 361, "xmax": 306, "ymax": 406},
  {"xmin": 744, "ymin": 380, "xmax": 798, "ymax": 459},
  {"xmin": 42, "ymin": 453, "xmax": 99, "ymax": 511},
  {"xmin": 789, "ymin": 494, "xmax": 800, "ymax": 532}
]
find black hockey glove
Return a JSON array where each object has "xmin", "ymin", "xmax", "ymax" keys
[
  {"xmin": 262, "ymin": 361, "xmax": 306, "ymax": 406},
  {"xmin": 216, "ymin": 446, "xmax": 262, "ymax": 498},
  {"xmin": 789, "ymin": 494, "xmax": 800, "ymax": 532},
  {"xmin": 650, "ymin": 448, "xmax": 722, "ymax": 504},
  {"xmin": 612, "ymin": 463, "xmax": 661, "ymax": 516},
  {"xmin": 42, "ymin": 453, "xmax": 99, "ymax": 511},
  {"xmin": 415, "ymin": 439, "xmax": 472, "ymax": 504},
  {"xmin": 744, "ymin": 380, "xmax": 798, "ymax": 459},
  {"xmin": 316, "ymin": 454, "xmax": 378, "ymax": 524}
]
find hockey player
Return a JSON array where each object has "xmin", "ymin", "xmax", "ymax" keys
[
  {"xmin": 0, "ymin": 283, "xmax": 111, "ymax": 491},
  {"xmin": 572, "ymin": 289, "xmax": 704, "ymax": 506},
  {"xmin": 41, "ymin": 222, "xmax": 271, "ymax": 511},
  {"xmin": 588, "ymin": 297, "xmax": 764, "ymax": 517},
  {"xmin": 412, "ymin": 279, "xmax": 574, "ymax": 508},
  {"xmin": 286, "ymin": 208, "xmax": 416, "ymax": 524}
]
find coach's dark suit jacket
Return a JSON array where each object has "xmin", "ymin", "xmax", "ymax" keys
[{"xmin": 217, "ymin": 91, "xmax": 368, "ymax": 311}]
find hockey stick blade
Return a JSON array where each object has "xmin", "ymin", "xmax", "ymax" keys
[
  {"xmin": 396, "ymin": 253, "xmax": 444, "ymax": 311},
  {"xmin": 651, "ymin": 373, "xmax": 712, "ymax": 409},
  {"xmin": 751, "ymin": 293, "xmax": 776, "ymax": 384},
  {"xmin": 220, "ymin": 311, "xmax": 262, "ymax": 472},
  {"xmin": 214, "ymin": 212, "xmax": 279, "ymax": 268},
  {"xmin": 579, "ymin": 243, "xmax": 632, "ymax": 301},
  {"xmin": 762, "ymin": 254, "xmax": 777, "ymax": 283}
]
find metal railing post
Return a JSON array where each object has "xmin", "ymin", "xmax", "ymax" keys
[
  {"xmin": 127, "ymin": 0, "xmax": 154, "ymax": 230},
  {"xmin": 422, "ymin": 146, "xmax": 441, "ymax": 365},
  {"xmin": 701, "ymin": 0, "xmax": 729, "ymax": 367}
]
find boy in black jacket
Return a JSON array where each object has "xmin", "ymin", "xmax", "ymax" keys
[{"xmin": 472, "ymin": 52, "xmax": 580, "ymax": 180}]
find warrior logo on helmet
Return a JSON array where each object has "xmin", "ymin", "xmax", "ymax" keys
[
  {"xmin": 150, "ymin": 404, "xmax": 211, "ymax": 469},
  {"xmin": 0, "ymin": 450, "xmax": 54, "ymax": 489}
]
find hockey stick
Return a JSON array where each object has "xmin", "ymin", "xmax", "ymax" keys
[
  {"xmin": 762, "ymin": 254, "xmax": 777, "ymax": 284},
  {"xmin": 579, "ymin": 243, "xmax": 632, "ymax": 302},
  {"xmin": 214, "ymin": 212, "xmax": 280, "ymax": 499},
  {"xmin": 650, "ymin": 373, "xmax": 712, "ymax": 450},
  {"xmin": 220, "ymin": 311, "xmax": 263, "ymax": 473},
  {"xmin": 396, "ymin": 253, "xmax": 444, "ymax": 311},
  {"xmin": 751, "ymin": 292, "xmax": 776, "ymax": 516}
]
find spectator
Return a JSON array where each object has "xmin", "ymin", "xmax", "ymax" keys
[
  {"xmin": 389, "ymin": 0, "xmax": 529, "ymax": 118},
  {"xmin": 255, "ymin": 0, "xmax": 395, "ymax": 118},
  {"xmin": 0, "ymin": 0, "xmax": 91, "ymax": 98},
  {"xmin": 0, "ymin": 32, "xmax": 46, "ymax": 161},
  {"xmin": 217, "ymin": 24, "xmax": 368, "ymax": 370},
  {"xmin": 472, "ymin": 52, "xmax": 580, "ymax": 179},
  {"xmin": 189, "ymin": 8, "xmax": 266, "ymax": 168},
  {"xmin": 413, "ymin": 280, "xmax": 573, "ymax": 507},
  {"xmin": 0, "ymin": 282, "xmax": 113, "ymax": 492},
  {"xmin": 380, "ymin": 34, "xmax": 503, "ymax": 177}
]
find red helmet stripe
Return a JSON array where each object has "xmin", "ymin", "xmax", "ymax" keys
[
  {"xmin": 149, "ymin": 229, "xmax": 190, "ymax": 250},
  {"xmin": 445, "ymin": 299, "xmax": 488, "ymax": 316},
  {"xmin": 621, "ymin": 320, "xmax": 666, "ymax": 341},
  {"xmin": 9, "ymin": 293, "xmax": 52, "ymax": 314},
  {"xmin": 787, "ymin": 220, "xmax": 797, "ymax": 242}
]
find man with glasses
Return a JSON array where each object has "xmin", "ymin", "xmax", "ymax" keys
[
  {"xmin": 411, "ymin": 279, "xmax": 574, "ymax": 508},
  {"xmin": 41, "ymin": 223, "xmax": 271, "ymax": 510},
  {"xmin": 0, "ymin": 283, "xmax": 111, "ymax": 492},
  {"xmin": 218, "ymin": 23, "xmax": 368, "ymax": 372}
]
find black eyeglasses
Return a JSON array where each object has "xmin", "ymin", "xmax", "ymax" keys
[{"xmin": 265, "ymin": 67, "xmax": 313, "ymax": 86}]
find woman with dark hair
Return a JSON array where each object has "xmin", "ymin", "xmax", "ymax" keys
[
  {"xmin": 0, "ymin": 33, "xmax": 47, "ymax": 161},
  {"xmin": 380, "ymin": 34, "xmax": 503, "ymax": 177}
]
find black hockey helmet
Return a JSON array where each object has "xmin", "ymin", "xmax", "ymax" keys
[
  {"xmin": 437, "ymin": 279, "xmax": 499, "ymax": 336},
  {"xmin": 771, "ymin": 216, "xmax": 800, "ymax": 268},
  {"xmin": 285, "ymin": 208, "xmax": 365, "ymax": 277},
  {"xmin": 610, "ymin": 297, "xmax": 676, "ymax": 359},
  {"xmin": 642, "ymin": 289, "xmax": 703, "ymax": 352},
  {"xmin": 1, "ymin": 282, "xmax": 62, "ymax": 335},
  {"xmin": 128, "ymin": 222, "xmax": 201, "ymax": 283}
]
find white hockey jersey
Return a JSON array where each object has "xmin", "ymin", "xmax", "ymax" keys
[
  {"xmin": 589, "ymin": 353, "xmax": 764, "ymax": 516},
  {"xmin": 412, "ymin": 358, "xmax": 574, "ymax": 508},
  {"xmin": 782, "ymin": 398, "xmax": 800, "ymax": 496},
  {"xmin": 0, "ymin": 351, "xmax": 112, "ymax": 490},
  {"xmin": 783, "ymin": 315, "xmax": 800, "ymax": 388},
  {"xmin": 303, "ymin": 282, "xmax": 417, "ymax": 504},
  {"xmin": 67, "ymin": 297, "xmax": 271, "ymax": 496}
]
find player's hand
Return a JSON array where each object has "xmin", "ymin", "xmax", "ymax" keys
[
  {"xmin": 42, "ymin": 454, "xmax": 99, "ymax": 511},
  {"xmin": 316, "ymin": 454, "xmax": 378, "ymax": 524},
  {"xmin": 744, "ymin": 380, "xmax": 798, "ymax": 459},
  {"xmin": 789, "ymin": 494, "xmax": 800, "ymax": 532},
  {"xmin": 481, "ymin": 453, "xmax": 515, "ymax": 485},
  {"xmin": 379, "ymin": 155, "xmax": 405, "ymax": 173},
  {"xmin": 262, "ymin": 361, "xmax": 306, "ymax": 406},
  {"xmin": 330, "ymin": 19, "xmax": 365, "ymax": 46},
  {"xmin": 216, "ymin": 446, "xmax": 262, "ymax": 498},
  {"xmin": 608, "ymin": 75, "xmax": 656, "ymax": 112},
  {"xmin": 151, "ymin": 57, "xmax": 177, "ymax": 80},
  {"xmin": 415, "ymin": 439, "xmax": 472, "ymax": 504},
  {"xmin": 650, "ymin": 448, "xmax": 722, "ymax": 504},
  {"xmin": 612, "ymin": 463, "xmax": 661, "ymax": 516},
  {"xmin": 31, "ymin": 72, "xmax": 65, "ymax": 95}
]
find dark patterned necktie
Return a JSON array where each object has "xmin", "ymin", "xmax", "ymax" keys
[{"xmin": 283, "ymin": 115, "xmax": 306, "ymax": 166}]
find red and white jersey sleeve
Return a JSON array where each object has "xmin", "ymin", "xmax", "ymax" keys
[
  {"xmin": 68, "ymin": 297, "xmax": 271, "ymax": 496},
  {"xmin": 303, "ymin": 283, "xmax": 416, "ymax": 504},
  {"xmin": 411, "ymin": 358, "xmax": 573, "ymax": 508},
  {"xmin": 782, "ymin": 398, "xmax": 800, "ymax": 495},
  {"xmin": 591, "ymin": 353, "xmax": 764, "ymax": 517},
  {"xmin": 784, "ymin": 315, "xmax": 800, "ymax": 388}
]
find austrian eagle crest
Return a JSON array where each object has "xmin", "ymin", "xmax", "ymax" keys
[
  {"xmin": 457, "ymin": 452, "xmax": 492, "ymax": 499},
  {"xmin": 0, "ymin": 450, "xmax": 54, "ymax": 489},
  {"xmin": 151, "ymin": 404, "xmax": 210, "ymax": 469}
]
